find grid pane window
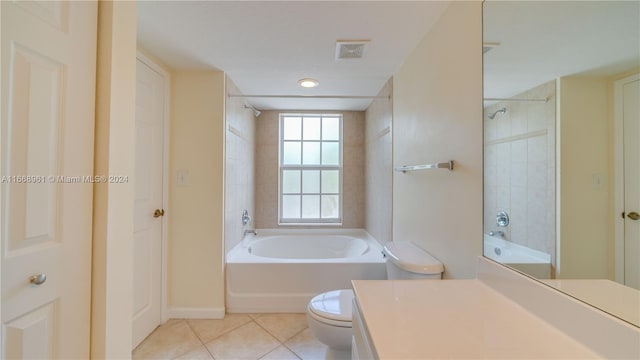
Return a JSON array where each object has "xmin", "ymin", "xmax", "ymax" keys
[
  {"xmin": 302, "ymin": 142, "xmax": 320, "ymax": 165},
  {"xmin": 321, "ymin": 171, "xmax": 339, "ymax": 193},
  {"xmin": 321, "ymin": 142, "xmax": 339, "ymax": 165},
  {"xmin": 302, "ymin": 170, "xmax": 320, "ymax": 193},
  {"xmin": 283, "ymin": 117, "xmax": 302, "ymax": 140},
  {"xmin": 282, "ymin": 170, "xmax": 301, "ymax": 193},
  {"xmin": 283, "ymin": 142, "xmax": 301, "ymax": 165},
  {"xmin": 280, "ymin": 114, "xmax": 342, "ymax": 223}
]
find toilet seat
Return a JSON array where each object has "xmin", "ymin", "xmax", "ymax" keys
[{"xmin": 307, "ymin": 289, "xmax": 354, "ymax": 328}]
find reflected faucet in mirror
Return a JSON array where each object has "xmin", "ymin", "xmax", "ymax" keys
[{"xmin": 487, "ymin": 107, "xmax": 506, "ymax": 120}]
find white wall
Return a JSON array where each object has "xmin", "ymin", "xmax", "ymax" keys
[
  {"xmin": 169, "ymin": 71, "xmax": 225, "ymax": 316},
  {"xmin": 392, "ymin": 1, "xmax": 483, "ymax": 279},
  {"xmin": 92, "ymin": 1, "xmax": 136, "ymax": 357},
  {"xmin": 365, "ymin": 79, "xmax": 393, "ymax": 243},
  {"xmin": 557, "ymin": 76, "xmax": 610, "ymax": 279}
]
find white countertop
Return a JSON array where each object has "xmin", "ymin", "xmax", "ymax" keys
[
  {"xmin": 352, "ymin": 279, "xmax": 601, "ymax": 359},
  {"xmin": 540, "ymin": 279, "xmax": 640, "ymax": 327}
]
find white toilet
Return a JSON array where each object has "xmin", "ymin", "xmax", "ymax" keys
[{"xmin": 306, "ymin": 241, "xmax": 444, "ymax": 350}]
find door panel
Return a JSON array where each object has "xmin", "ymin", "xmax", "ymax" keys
[
  {"xmin": 6, "ymin": 43, "xmax": 62, "ymax": 253},
  {"xmin": 623, "ymin": 76, "xmax": 640, "ymax": 289},
  {"xmin": 1, "ymin": 1, "xmax": 97, "ymax": 358},
  {"xmin": 4, "ymin": 301, "xmax": 57, "ymax": 359},
  {"xmin": 132, "ymin": 59, "xmax": 165, "ymax": 348}
]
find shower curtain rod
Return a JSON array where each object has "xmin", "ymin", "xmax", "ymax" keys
[
  {"xmin": 483, "ymin": 97, "xmax": 549, "ymax": 103},
  {"xmin": 228, "ymin": 94, "xmax": 391, "ymax": 100}
]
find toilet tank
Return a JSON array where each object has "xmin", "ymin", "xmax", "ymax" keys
[{"xmin": 382, "ymin": 241, "xmax": 444, "ymax": 280}]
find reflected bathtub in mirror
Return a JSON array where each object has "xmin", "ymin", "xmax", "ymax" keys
[{"xmin": 484, "ymin": 234, "xmax": 550, "ymax": 278}]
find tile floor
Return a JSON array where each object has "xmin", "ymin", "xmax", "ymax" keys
[{"xmin": 132, "ymin": 313, "xmax": 351, "ymax": 360}]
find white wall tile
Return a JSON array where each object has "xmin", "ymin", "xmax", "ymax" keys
[{"xmin": 483, "ymin": 80, "xmax": 556, "ymax": 257}]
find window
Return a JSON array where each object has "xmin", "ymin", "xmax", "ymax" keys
[{"xmin": 279, "ymin": 114, "xmax": 342, "ymax": 224}]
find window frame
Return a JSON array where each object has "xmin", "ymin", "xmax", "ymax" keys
[{"xmin": 278, "ymin": 113, "xmax": 343, "ymax": 225}]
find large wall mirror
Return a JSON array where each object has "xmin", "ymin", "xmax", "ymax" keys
[{"xmin": 483, "ymin": 1, "xmax": 639, "ymax": 327}]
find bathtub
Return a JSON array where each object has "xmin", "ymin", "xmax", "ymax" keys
[
  {"xmin": 226, "ymin": 229, "xmax": 386, "ymax": 313},
  {"xmin": 483, "ymin": 234, "xmax": 552, "ymax": 278}
]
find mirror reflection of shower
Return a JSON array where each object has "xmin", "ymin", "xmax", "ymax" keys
[
  {"xmin": 487, "ymin": 107, "xmax": 507, "ymax": 119},
  {"xmin": 243, "ymin": 104, "xmax": 261, "ymax": 117}
]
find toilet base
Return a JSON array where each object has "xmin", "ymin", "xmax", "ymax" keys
[{"xmin": 306, "ymin": 312, "xmax": 352, "ymax": 351}]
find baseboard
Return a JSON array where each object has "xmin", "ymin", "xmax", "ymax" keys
[{"xmin": 168, "ymin": 307, "xmax": 225, "ymax": 319}]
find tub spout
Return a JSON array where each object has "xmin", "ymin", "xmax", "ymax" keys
[
  {"xmin": 489, "ymin": 230, "xmax": 505, "ymax": 238},
  {"xmin": 244, "ymin": 229, "xmax": 257, "ymax": 236}
]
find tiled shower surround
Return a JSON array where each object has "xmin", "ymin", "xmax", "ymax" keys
[
  {"xmin": 255, "ymin": 111, "xmax": 365, "ymax": 228},
  {"xmin": 483, "ymin": 80, "xmax": 556, "ymax": 271},
  {"xmin": 365, "ymin": 79, "xmax": 393, "ymax": 243},
  {"xmin": 225, "ymin": 78, "xmax": 256, "ymax": 251}
]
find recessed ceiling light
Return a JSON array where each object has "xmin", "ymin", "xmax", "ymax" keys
[{"xmin": 298, "ymin": 78, "xmax": 319, "ymax": 88}]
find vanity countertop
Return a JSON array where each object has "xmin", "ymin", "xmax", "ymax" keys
[
  {"xmin": 540, "ymin": 279, "xmax": 640, "ymax": 327},
  {"xmin": 352, "ymin": 279, "xmax": 601, "ymax": 359}
]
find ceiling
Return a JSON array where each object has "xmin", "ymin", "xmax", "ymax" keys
[
  {"xmin": 137, "ymin": 1, "xmax": 451, "ymax": 111},
  {"xmin": 483, "ymin": 1, "xmax": 640, "ymax": 101}
]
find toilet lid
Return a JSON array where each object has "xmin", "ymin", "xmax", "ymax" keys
[{"xmin": 308, "ymin": 289, "xmax": 354, "ymax": 322}]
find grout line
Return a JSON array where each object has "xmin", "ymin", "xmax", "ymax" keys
[
  {"xmin": 250, "ymin": 315, "xmax": 306, "ymax": 359},
  {"xmin": 484, "ymin": 128, "xmax": 548, "ymax": 146},
  {"xmin": 249, "ymin": 317, "xmax": 283, "ymax": 360},
  {"xmin": 282, "ymin": 325, "xmax": 308, "ymax": 344},
  {"xmin": 182, "ymin": 319, "xmax": 217, "ymax": 360},
  {"xmin": 260, "ymin": 317, "xmax": 308, "ymax": 360},
  {"xmin": 251, "ymin": 317, "xmax": 283, "ymax": 344},
  {"xmin": 184, "ymin": 319, "xmax": 207, "ymax": 346},
  {"xmin": 281, "ymin": 341, "xmax": 304, "ymax": 360},
  {"xmin": 142, "ymin": 315, "xmax": 311, "ymax": 360},
  {"xmin": 187, "ymin": 316, "xmax": 254, "ymax": 345}
]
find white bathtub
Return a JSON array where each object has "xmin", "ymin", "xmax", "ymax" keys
[
  {"xmin": 483, "ymin": 234, "xmax": 552, "ymax": 278},
  {"xmin": 226, "ymin": 229, "xmax": 386, "ymax": 313}
]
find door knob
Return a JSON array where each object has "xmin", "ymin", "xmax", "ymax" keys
[
  {"xmin": 627, "ymin": 211, "xmax": 640, "ymax": 220},
  {"xmin": 29, "ymin": 273, "xmax": 47, "ymax": 285},
  {"xmin": 153, "ymin": 209, "xmax": 165, "ymax": 218}
]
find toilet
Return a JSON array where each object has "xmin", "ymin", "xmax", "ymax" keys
[{"xmin": 306, "ymin": 241, "xmax": 444, "ymax": 350}]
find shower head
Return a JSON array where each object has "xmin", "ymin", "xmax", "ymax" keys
[
  {"xmin": 243, "ymin": 104, "xmax": 261, "ymax": 117},
  {"xmin": 488, "ymin": 107, "xmax": 507, "ymax": 120}
]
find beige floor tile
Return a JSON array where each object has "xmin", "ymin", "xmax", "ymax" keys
[
  {"xmin": 132, "ymin": 320, "xmax": 202, "ymax": 360},
  {"xmin": 188, "ymin": 314, "xmax": 253, "ymax": 343},
  {"xmin": 259, "ymin": 345, "xmax": 301, "ymax": 360},
  {"xmin": 254, "ymin": 313, "xmax": 308, "ymax": 342},
  {"xmin": 205, "ymin": 322, "xmax": 280, "ymax": 360},
  {"xmin": 173, "ymin": 345, "xmax": 213, "ymax": 360},
  {"xmin": 285, "ymin": 328, "xmax": 350, "ymax": 360}
]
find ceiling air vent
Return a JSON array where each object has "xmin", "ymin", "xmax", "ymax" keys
[{"xmin": 335, "ymin": 40, "xmax": 369, "ymax": 60}]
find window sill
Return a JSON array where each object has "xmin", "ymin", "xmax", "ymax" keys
[{"xmin": 277, "ymin": 222, "xmax": 343, "ymax": 227}]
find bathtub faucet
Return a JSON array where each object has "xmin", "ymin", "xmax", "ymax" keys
[
  {"xmin": 488, "ymin": 230, "xmax": 505, "ymax": 238},
  {"xmin": 242, "ymin": 209, "xmax": 252, "ymax": 226},
  {"xmin": 244, "ymin": 229, "xmax": 257, "ymax": 236}
]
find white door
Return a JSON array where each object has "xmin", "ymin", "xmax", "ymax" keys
[
  {"xmin": 622, "ymin": 74, "xmax": 640, "ymax": 289},
  {"xmin": 1, "ymin": 1, "xmax": 97, "ymax": 358},
  {"xmin": 132, "ymin": 58, "xmax": 166, "ymax": 348}
]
